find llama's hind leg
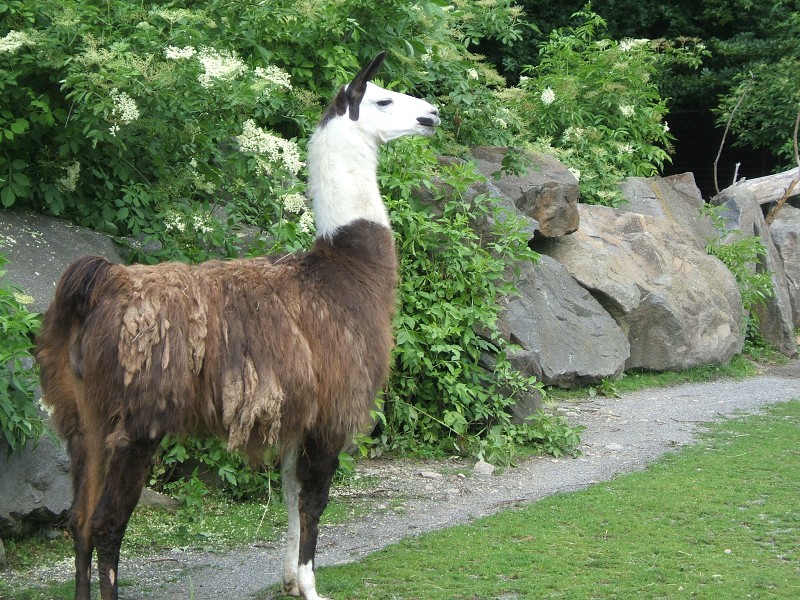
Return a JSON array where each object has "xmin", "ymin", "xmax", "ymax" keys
[
  {"xmin": 91, "ymin": 438, "xmax": 159, "ymax": 600},
  {"xmin": 295, "ymin": 434, "xmax": 340, "ymax": 600},
  {"xmin": 67, "ymin": 434, "xmax": 101, "ymax": 600}
]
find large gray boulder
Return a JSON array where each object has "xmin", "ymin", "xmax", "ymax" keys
[
  {"xmin": 769, "ymin": 204, "xmax": 800, "ymax": 328},
  {"xmin": 499, "ymin": 256, "xmax": 630, "ymax": 388},
  {"xmin": 712, "ymin": 186, "xmax": 798, "ymax": 357},
  {"xmin": 537, "ymin": 205, "xmax": 745, "ymax": 371},
  {"xmin": 0, "ymin": 438, "xmax": 72, "ymax": 537},
  {"xmin": 471, "ymin": 146, "xmax": 580, "ymax": 238},
  {"xmin": 618, "ymin": 172, "xmax": 716, "ymax": 248},
  {"xmin": 0, "ymin": 210, "xmax": 123, "ymax": 312},
  {"xmin": 0, "ymin": 210, "xmax": 124, "ymax": 535}
]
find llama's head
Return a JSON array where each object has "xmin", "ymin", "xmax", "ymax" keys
[
  {"xmin": 321, "ymin": 51, "xmax": 440, "ymax": 144},
  {"xmin": 310, "ymin": 52, "xmax": 440, "ymax": 238}
]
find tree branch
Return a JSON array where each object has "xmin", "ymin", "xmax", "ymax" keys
[
  {"xmin": 765, "ymin": 109, "xmax": 800, "ymax": 225},
  {"xmin": 714, "ymin": 76, "xmax": 753, "ymax": 195}
]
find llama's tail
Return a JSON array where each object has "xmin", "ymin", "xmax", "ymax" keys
[
  {"xmin": 35, "ymin": 256, "xmax": 115, "ymax": 437},
  {"xmin": 47, "ymin": 255, "xmax": 114, "ymax": 327}
]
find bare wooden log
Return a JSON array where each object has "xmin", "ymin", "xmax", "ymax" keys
[{"xmin": 731, "ymin": 167, "xmax": 800, "ymax": 205}]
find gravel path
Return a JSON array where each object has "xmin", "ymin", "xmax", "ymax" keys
[{"xmin": 10, "ymin": 362, "xmax": 800, "ymax": 598}]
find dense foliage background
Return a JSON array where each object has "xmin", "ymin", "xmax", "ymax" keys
[{"xmin": 1, "ymin": 0, "xmax": 797, "ymax": 502}]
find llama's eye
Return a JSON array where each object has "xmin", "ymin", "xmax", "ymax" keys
[{"xmin": 376, "ymin": 99, "xmax": 393, "ymax": 107}]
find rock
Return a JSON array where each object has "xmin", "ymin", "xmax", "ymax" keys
[
  {"xmin": 478, "ymin": 351, "xmax": 545, "ymax": 422},
  {"xmin": 768, "ymin": 204, "xmax": 800, "ymax": 327},
  {"xmin": 0, "ymin": 537, "xmax": 6, "ymax": 570},
  {"xmin": 618, "ymin": 173, "xmax": 716, "ymax": 248},
  {"xmin": 413, "ymin": 155, "xmax": 541, "ymax": 242},
  {"xmin": 499, "ymin": 256, "xmax": 629, "ymax": 388},
  {"xmin": 712, "ymin": 186, "xmax": 798, "ymax": 356},
  {"xmin": 0, "ymin": 210, "xmax": 123, "ymax": 312},
  {"xmin": 139, "ymin": 488, "xmax": 180, "ymax": 511},
  {"xmin": 473, "ymin": 459, "xmax": 496, "ymax": 476},
  {"xmin": 471, "ymin": 146, "xmax": 579, "ymax": 238},
  {"xmin": 0, "ymin": 210, "xmax": 125, "ymax": 535},
  {"xmin": 0, "ymin": 437, "xmax": 71, "ymax": 537},
  {"xmin": 537, "ymin": 205, "xmax": 745, "ymax": 371},
  {"xmin": 419, "ymin": 470, "xmax": 443, "ymax": 480}
]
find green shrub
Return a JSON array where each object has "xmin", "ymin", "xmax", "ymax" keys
[
  {"xmin": 702, "ymin": 204, "xmax": 775, "ymax": 344},
  {"xmin": 0, "ymin": 251, "xmax": 44, "ymax": 452},
  {"xmin": 376, "ymin": 139, "xmax": 580, "ymax": 462},
  {"xmin": 510, "ymin": 7, "xmax": 708, "ymax": 205}
]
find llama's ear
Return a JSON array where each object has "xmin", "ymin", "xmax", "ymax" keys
[{"xmin": 346, "ymin": 51, "xmax": 388, "ymax": 121}]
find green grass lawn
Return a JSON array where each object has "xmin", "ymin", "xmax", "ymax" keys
[
  {"xmin": 261, "ymin": 401, "xmax": 800, "ymax": 599},
  {"xmin": 3, "ymin": 400, "xmax": 798, "ymax": 600}
]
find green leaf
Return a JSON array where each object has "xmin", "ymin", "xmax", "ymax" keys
[
  {"xmin": 1, "ymin": 185, "xmax": 16, "ymax": 207},
  {"xmin": 10, "ymin": 118, "xmax": 28, "ymax": 134}
]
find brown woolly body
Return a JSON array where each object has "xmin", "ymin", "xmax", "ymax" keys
[{"xmin": 37, "ymin": 220, "xmax": 397, "ymax": 463}]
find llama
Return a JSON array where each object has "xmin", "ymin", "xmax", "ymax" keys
[{"xmin": 36, "ymin": 51, "xmax": 439, "ymax": 600}]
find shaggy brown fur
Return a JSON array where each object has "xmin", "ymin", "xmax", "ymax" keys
[{"xmin": 40, "ymin": 221, "xmax": 396, "ymax": 458}]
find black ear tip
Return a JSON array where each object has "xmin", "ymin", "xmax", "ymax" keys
[{"xmin": 345, "ymin": 50, "xmax": 390, "ymax": 121}]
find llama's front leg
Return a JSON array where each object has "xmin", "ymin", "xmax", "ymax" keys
[
  {"xmin": 295, "ymin": 435, "xmax": 340, "ymax": 600},
  {"xmin": 282, "ymin": 445, "xmax": 301, "ymax": 596},
  {"xmin": 92, "ymin": 439, "xmax": 159, "ymax": 600}
]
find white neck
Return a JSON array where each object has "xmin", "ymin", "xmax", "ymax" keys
[{"xmin": 307, "ymin": 118, "xmax": 389, "ymax": 239}]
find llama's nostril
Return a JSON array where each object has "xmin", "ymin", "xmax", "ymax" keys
[{"xmin": 418, "ymin": 111, "xmax": 440, "ymax": 127}]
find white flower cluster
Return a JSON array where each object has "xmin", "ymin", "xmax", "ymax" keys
[
  {"xmin": 56, "ymin": 161, "xmax": 81, "ymax": 193},
  {"xmin": 540, "ymin": 86, "xmax": 556, "ymax": 106},
  {"xmin": 164, "ymin": 209, "xmax": 215, "ymax": 235},
  {"xmin": 298, "ymin": 210, "xmax": 315, "ymax": 234},
  {"xmin": 108, "ymin": 89, "xmax": 140, "ymax": 136},
  {"xmin": 164, "ymin": 212, "xmax": 186, "ymax": 233},
  {"xmin": 236, "ymin": 119, "xmax": 303, "ymax": 176},
  {"xmin": 188, "ymin": 158, "xmax": 216, "ymax": 194},
  {"xmin": 467, "ymin": 68, "xmax": 479, "ymax": 81},
  {"xmin": 618, "ymin": 142, "xmax": 634, "ymax": 154},
  {"xmin": 164, "ymin": 45, "xmax": 197, "ymax": 60},
  {"xmin": 282, "ymin": 192, "xmax": 307, "ymax": 214},
  {"xmin": 151, "ymin": 7, "xmax": 197, "ymax": 24},
  {"xmin": 0, "ymin": 30, "xmax": 34, "ymax": 54},
  {"xmin": 162, "ymin": 44, "xmax": 292, "ymax": 97},
  {"xmin": 619, "ymin": 104, "xmax": 635, "ymax": 118},
  {"xmin": 595, "ymin": 190, "xmax": 618, "ymax": 202},
  {"xmin": 276, "ymin": 193, "xmax": 315, "ymax": 235},
  {"xmin": 197, "ymin": 47, "xmax": 246, "ymax": 88},
  {"xmin": 110, "ymin": 89, "xmax": 140, "ymax": 123},
  {"xmin": 254, "ymin": 65, "xmax": 292, "ymax": 90},
  {"xmin": 281, "ymin": 193, "xmax": 314, "ymax": 234},
  {"xmin": 619, "ymin": 38, "xmax": 649, "ymax": 52},
  {"xmin": 192, "ymin": 212, "xmax": 215, "ymax": 234},
  {"xmin": 562, "ymin": 126, "xmax": 585, "ymax": 143}
]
